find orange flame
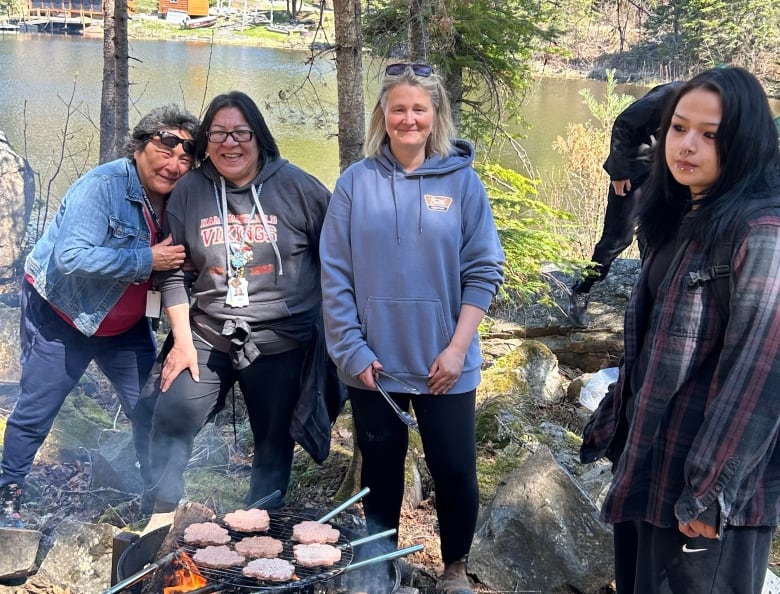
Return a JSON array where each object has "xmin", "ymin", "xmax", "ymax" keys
[{"xmin": 163, "ymin": 551, "xmax": 208, "ymax": 593}]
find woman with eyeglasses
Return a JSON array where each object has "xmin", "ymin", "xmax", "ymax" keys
[
  {"xmin": 0, "ymin": 104, "xmax": 198, "ymax": 529},
  {"xmin": 138, "ymin": 91, "xmax": 333, "ymax": 525},
  {"xmin": 320, "ymin": 64, "xmax": 504, "ymax": 594}
]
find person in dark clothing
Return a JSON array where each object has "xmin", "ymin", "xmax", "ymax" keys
[
  {"xmin": 138, "ymin": 92, "xmax": 331, "ymax": 532},
  {"xmin": 580, "ymin": 66, "xmax": 780, "ymax": 593},
  {"xmin": 567, "ymin": 81, "xmax": 683, "ymax": 327}
]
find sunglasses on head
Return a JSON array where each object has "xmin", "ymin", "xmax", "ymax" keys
[
  {"xmin": 385, "ymin": 63, "xmax": 433, "ymax": 77},
  {"xmin": 149, "ymin": 130, "xmax": 196, "ymax": 156}
]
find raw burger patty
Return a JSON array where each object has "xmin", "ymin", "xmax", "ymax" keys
[
  {"xmin": 183, "ymin": 522, "xmax": 231, "ymax": 546},
  {"xmin": 193, "ymin": 545, "xmax": 245, "ymax": 569},
  {"xmin": 291, "ymin": 520, "xmax": 340, "ymax": 544},
  {"xmin": 235, "ymin": 535, "xmax": 284, "ymax": 558},
  {"xmin": 293, "ymin": 543, "xmax": 342, "ymax": 567},
  {"xmin": 223, "ymin": 508, "xmax": 271, "ymax": 532},
  {"xmin": 243, "ymin": 557, "xmax": 296, "ymax": 582}
]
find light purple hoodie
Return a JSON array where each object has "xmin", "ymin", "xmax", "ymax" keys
[{"xmin": 320, "ymin": 140, "xmax": 505, "ymax": 394}]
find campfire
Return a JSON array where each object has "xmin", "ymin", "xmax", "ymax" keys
[
  {"xmin": 163, "ymin": 552, "xmax": 208, "ymax": 593},
  {"xmin": 108, "ymin": 489, "xmax": 421, "ymax": 594}
]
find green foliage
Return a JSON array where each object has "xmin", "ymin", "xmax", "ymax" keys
[
  {"xmin": 643, "ymin": 0, "xmax": 780, "ymax": 79},
  {"xmin": 476, "ymin": 161, "xmax": 577, "ymax": 304},
  {"xmin": 363, "ymin": 0, "xmax": 563, "ymax": 149}
]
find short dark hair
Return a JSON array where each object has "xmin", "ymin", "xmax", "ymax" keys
[
  {"xmin": 639, "ymin": 66, "xmax": 780, "ymax": 250},
  {"xmin": 195, "ymin": 91, "xmax": 280, "ymax": 165},
  {"xmin": 126, "ymin": 104, "xmax": 199, "ymax": 158}
]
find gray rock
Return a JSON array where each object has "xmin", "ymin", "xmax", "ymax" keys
[
  {"xmin": 0, "ymin": 131, "xmax": 34, "ymax": 281},
  {"xmin": 37, "ymin": 520, "xmax": 120, "ymax": 594},
  {"xmin": 470, "ymin": 446, "xmax": 614, "ymax": 593},
  {"xmin": 0, "ymin": 527, "xmax": 42, "ymax": 580}
]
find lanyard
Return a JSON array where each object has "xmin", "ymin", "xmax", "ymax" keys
[
  {"xmin": 141, "ymin": 191, "xmax": 164, "ymax": 242},
  {"xmin": 213, "ymin": 178, "xmax": 260, "ymax": 277},
  {"xmin": 212, "ymin": 177, "xmax": 284, "ymax": 278}
]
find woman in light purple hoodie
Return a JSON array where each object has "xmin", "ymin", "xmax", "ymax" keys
[{"xmin": 320, "ymin": 63, "xmax": 504, "ymax": 594}]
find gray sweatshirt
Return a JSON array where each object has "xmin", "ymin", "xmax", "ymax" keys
[{"xmin": 158, "ymin": 157, "xmax": 331, "ymax": 349}]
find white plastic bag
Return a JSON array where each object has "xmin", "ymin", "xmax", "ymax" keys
[{"xmin": 579, "ymin": 366, "xmax": 620, "ymax": 411}]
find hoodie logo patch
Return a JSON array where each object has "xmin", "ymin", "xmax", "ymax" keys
[{"xmin": 424, "ymin": 195, "xmax": 453, "ymax": 212}]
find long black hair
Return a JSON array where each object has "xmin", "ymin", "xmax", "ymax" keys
[
  {"xmin": 638, "ymin": 66, "xmax": 780, "ymax": 252},
  {"xmin": 195, "ymin": 91, "xmax": 280, "ymax": 164}
]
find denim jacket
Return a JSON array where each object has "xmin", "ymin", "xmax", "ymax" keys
[{"xmin": 25, "ymin": 158, "xmax": 155, "ymax": 336}]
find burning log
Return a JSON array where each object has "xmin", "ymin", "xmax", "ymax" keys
[{"xmin": 141, "ymin": 502, "xmax": 217, "ymax": 594}]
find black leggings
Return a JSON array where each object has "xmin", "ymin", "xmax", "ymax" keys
[{"xmin": 349, "ymin": 386, "xmax": 478, "ymax": 564}]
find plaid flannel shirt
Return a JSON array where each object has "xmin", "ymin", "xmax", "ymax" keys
[{"xmin": 581, "ymin": 211, "xmax": 780, "ymax": 529}]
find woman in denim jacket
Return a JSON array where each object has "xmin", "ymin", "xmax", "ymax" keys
[{"xmin": 0, "ymin": 104, "xmax": 198, "ymax": 528}]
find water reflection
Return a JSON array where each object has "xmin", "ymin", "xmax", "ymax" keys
[
  {"xmin": 0, "ymin": 35, "xmax": 343, "ymax": 196},
  {"xmin": 2, "ymin": 35, "xmax": 778, "ymax": 202}
]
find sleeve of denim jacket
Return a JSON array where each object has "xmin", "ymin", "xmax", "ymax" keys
[
  {"xmin": 52, "ymin": 174, "xmax": 153, "ymax": 282},
  {"xmin": 675, "ymin": 220, "xmax": 780, "ymax": 524}
]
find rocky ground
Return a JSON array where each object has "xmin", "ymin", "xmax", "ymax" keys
[{"xmin": 0, "ymin": 266, "xmax": 605, "ymax": 593}]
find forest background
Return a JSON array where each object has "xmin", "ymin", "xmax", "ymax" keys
[
  {"xmin": 3, "ymin": 0, "xmax": 780, "ymax": 305},
  {"xmin": 0, "ymin": 0, "xmax": 779, "ymax": 587}
]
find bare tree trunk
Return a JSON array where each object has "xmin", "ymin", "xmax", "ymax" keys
[
  {"xmin": 100, "ymin": 0, "xmax": 129, "ymax": 163},
  {"xmin": 408, "ymin": 0, "xmax": 428, "ymax": 62},
  {"xmin": 114, "ymin": 0, "xmax": 129, "ymax": 153},
  {"xmin": 443, "ymin": 66, "xmax": 463, "ymax": 134},
  {"xmin": 332, "ymin": 0, "xmax": 364, "ymax": 499},
  {"xmin": 100, "ymin": 0, "xmax": 117, "ymax": 164},
  {"xmin": 333, "ymin": 0, "xmax": 364, "ymax": 172}
]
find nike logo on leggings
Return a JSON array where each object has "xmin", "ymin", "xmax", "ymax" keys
[{"xmin": 682, "ymin": 544, "xmax": 708, "ymax": 553}]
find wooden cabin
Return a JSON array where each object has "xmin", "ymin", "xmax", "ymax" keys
[
  {"xmin": 26, "ymin": 0, "xmax": 136, "ymax": 20},
  {"xmin": 158, "ymin": 0, "xmax": 208, "ymax": 18}
]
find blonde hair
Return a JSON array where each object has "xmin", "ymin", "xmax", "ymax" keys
[{"xmin": 364, "ymin": 67, "xmax": 456, "ymax": 159}]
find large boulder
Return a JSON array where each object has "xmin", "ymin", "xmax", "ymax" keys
[
  {"xmin": 0, "ymin": 131, "xmax": 34, "ymax": 281},
  {"xmin": 470, "ymin": 446, "xmax": 614, "ymax": 593}
]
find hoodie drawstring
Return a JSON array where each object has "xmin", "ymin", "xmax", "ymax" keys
[{"xmin": 391, "ymin": 164, "xmax": 425, "ymax": 243}]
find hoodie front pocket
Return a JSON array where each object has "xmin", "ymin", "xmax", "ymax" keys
[{"xmin": 362, "ymin": 297, "xmax": 450, "ymax": 377}]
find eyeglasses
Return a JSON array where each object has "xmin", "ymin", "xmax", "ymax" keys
[
  {"xmin": 206, "ymin": 129, "xmax": 255, "ymax": 143},
  {"xmin": 385, "ymin": 63, "xmax": 433, "ymax": 77},
  {"xmin": 149, "ymin": 131, "xmax": 196, "ymax": 155}
]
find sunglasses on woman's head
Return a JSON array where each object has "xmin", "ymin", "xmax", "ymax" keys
[
  {"xmin": 149, "ymin": 130, "xmax": 196, "ymax": 156},
  {"xmin": 385, "ymin": 63, "xmax": 433, "ymax": 77}
]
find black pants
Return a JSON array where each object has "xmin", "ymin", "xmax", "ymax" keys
[
  {"xmin": 613, "ymin": 520, "xmax": 774, "ymax": 594},
  {"xmin": 349, "ymin": 386, "xmax": 478, "ymax": 564},
  {"xmin": 138, "ymin": 334, "xmax": 304, "ymax": 510},
  {"xmin": 572, "ymin": 181, "xmax": 643, "ymax": 294}
]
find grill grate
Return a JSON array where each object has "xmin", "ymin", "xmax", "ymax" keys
[{"xmin": 179, "ymin": 513, "xmax": 354, "ymax": 592}]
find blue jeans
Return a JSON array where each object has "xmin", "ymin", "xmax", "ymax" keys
[{"xmin": 0, "ymin": 282, "xmax": 156, "ymax": 488}]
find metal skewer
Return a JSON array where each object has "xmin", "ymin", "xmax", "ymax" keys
[{"xmin": 317, "ymin": 486, "xmax": 370, "ymax": 523}]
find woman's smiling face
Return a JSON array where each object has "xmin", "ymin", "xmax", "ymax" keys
[
  {"xmin": 384, "ymin": 83, "xmax": 434, "ymax": 157},
  {"xmin": 207, "ymin": 106, "xmax": 260, "ymax": 186}
]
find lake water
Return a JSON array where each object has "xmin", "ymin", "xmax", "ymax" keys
[{"xmin": 2, "ymin": 33, "xmax": 778, "ymax": 200}]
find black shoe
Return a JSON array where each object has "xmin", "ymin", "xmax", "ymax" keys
[
  {"xmin": 0, "ymin": 482, "xmax": 23, "ymax": 528},
  {"xmin": 567, "ymin": 291, "xmax": 590, "ymax": 328}
]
